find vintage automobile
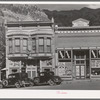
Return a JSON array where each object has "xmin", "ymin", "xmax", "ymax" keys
[
  {"xmin": 0, "ymin": 73, "xmax": 34, "ymax": 88},
  {"xmin": 33, "ymin": 71, "xmax": 62, "ymax": 86}
]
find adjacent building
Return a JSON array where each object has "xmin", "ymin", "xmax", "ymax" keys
[{"xmin": 55, "ymin": 18, "xmax": 100, "ymax": 80}]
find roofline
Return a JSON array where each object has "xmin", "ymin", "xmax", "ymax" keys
[
  {"xmin": 6, "ymin": 21, "xmax": 53, "ymax": 24},
  {"xmin": 72, "ymin": 18, "xmax": 89, "ymax": 23},
  {"xmin": 56, "ymin": 26, "xmax": 100, "ymax": 30}
]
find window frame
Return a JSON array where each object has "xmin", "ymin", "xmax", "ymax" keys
[
  {"xmin": 58, "ymin": 50, "xmax": 72, "ymax": 61},
  {"xmin": 38, "ymin": 37, "xmax": 44, "ymax": 53},
  {"xmin": 9, "ymin": 38, "xmax": 13, "ymax": 54},
  {"xmin": 22, "ymin": 38, "xmax": 28, "ymax": 53},
  {"xmin": 14, "ymin": 38, "xmax": 20, "ymax": 53},
  {"xmin": 46, "ymin": 38, "xmax": 51, "ymax": 53},
  {"xmin": 32, "ymin": 38, "xmax": 36, "ymax": 53}
]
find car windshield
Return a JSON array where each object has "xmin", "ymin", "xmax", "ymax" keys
[{"xmin": 8, "ymin": 75, "xmax": 16, "ymax": 78}]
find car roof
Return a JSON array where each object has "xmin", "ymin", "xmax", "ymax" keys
[{"xmin": 8, "ymin": 73, "xmax": 21, "ymax": 76}]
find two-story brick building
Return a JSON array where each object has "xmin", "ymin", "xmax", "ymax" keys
[{"xmin": 5, "ymin": 15, "xmax": 55, "ymax": 79}]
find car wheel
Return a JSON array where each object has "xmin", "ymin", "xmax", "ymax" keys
[
  {"xmin": 0, "ymin": 83, "xmax": 3, "ymax": 88},
  {"xmin": 2, "ymin": 80, "xmax": 8, "ymax": 87},
  {"xmin": 34, "ymin": 78, "xmax": 40, "ymax": 85},
  {"xmin": 48, "ymin": 79, "xmax": 55, "ymax": 86},
  {"xmin": 15, "ymin": 82, "xmax": 21, "ymax": 88}
]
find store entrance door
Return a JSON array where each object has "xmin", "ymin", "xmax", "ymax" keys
[
  {"xmin": 74, "ymin": 50, "xmax": 86, "ymax": 79},
  {"xmin": 76, "ymin": 65, "xmax": 85, "ymax": 79}
]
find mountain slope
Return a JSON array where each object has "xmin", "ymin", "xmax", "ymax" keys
[
  {"xmin": 0, "ymin": 4, "xmax": 50, "ymax": 22},
  {"xmin": 43, "ymin": 7, "xmax": 100, "ymax": 26}
]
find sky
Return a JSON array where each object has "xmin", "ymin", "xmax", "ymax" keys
[{"xmin": 37, "ymin": 4, "xmax": 100, "ymax": 11}]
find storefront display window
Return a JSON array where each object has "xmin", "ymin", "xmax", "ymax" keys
[
  {"xmin": 91, "ymin": 68, "xmax": 100, "ymax": 76},
  {"xmin": 58, "ymin": 50, "xmax": 72, "ymax": 78},
  {"xmin": 91, "ymin": 51, "xmax": 100, "ymax": 77}
]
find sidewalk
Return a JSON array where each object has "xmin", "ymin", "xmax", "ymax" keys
[{"xmin": 62, "ymin": 79, "xmax": 100, "ymax": 90}]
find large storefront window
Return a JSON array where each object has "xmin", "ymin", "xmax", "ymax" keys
[
  {"xmin": 91, "ymin": 49, "xmax": 100, "ymax": 77},
  {"xmin": 39, "ymin": 38, "xmax": 44, "ymax": 53},
  {"xmin": 15, "ymin": 38, "xmax": 20, "ymax": 53},
  {"xmin": 58, "ymin": 50, "xmax": 72, "ymax": 78},
  {"xmin": 32, "ymin": 38, "xmax": 36, "ymax": 53},
  {"xmin": 46, "ymin": 38, "xmax": 51, "ymax": 53},
  {"xmin": 22, "ymin": 38, "xmax": 27, "ymax": 53},
  {"xmin": 9, "ymin": 39, "xmax": 13, "ymax": 54}
]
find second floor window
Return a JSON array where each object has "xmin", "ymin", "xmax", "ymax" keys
[
  {"xmin": 9, "ymin": 39, "xmax": 13, "ymax": 54},
  {"xmin": 47, "ymin": 38, "xmax": 51, "ymax": 53},
  {"xmin": 23, "ymin": 38, "xmax": 27, "ymax": 53},
  {"xmin": 32, "ymin": 38, "xmax": 36, "ymax": 53},
  {"xmin": 39, "ymin": 37, "xmax": 44, "ymax": 53},
  {"xmin": 15, "ymin": 38, "xmax": 20, "ymax": 53}
]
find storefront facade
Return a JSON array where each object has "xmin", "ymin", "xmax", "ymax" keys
[
  {"xmin": 5, "ymin": 16, "xmax": 55, "ymax": 78},
  {"xmin": 55, "ymin": 18, "xmax": 100, "ymax": 80}
]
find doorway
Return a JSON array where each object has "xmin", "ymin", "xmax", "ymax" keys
[{"xmin": 74, "ymin": 50, "xmax": 86, "ymax": 79}]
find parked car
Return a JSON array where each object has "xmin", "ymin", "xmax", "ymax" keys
[
  {"xmin": 33, "ymin": 71, "xmax": 62, "ymax": 86},
  {"xmin": 0, "ymin": 73, "xmax": 34, "ymax": 88}
]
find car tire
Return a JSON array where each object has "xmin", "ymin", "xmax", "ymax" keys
[
  {"xmin": 15, "ymin": 82, "xmax": 21, "ymax": 88},
  {"xmin": 2, "ymin": 80, "xmax": 8, "ymax": 87},
  {"xmin": 48, "ymin": 79, "xmax": 55, "ymax": 86},
  {"xmin": 34, "ymin": 78, "xmax": 40, "ymax": 85},
  {"xmin": 0, "ymin": 83, "xmax": 3, "ymax": 88}
]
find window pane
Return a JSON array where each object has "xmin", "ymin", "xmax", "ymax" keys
[
  {"xmin": 58, "ymin": 51, "xmax": 64, "ymax": 59},
  {"xmin": 32, "ymin": 71, "xmax": 36, "ymax": 78},
  {"xmin": 23, "ymin": 47, "xmax": 27, "ymax": 52},
  {"xmin": 9, "ymin": 39, "xmax": 12, "ymax": 47},
  {"xmin": 23, "ymin": 39, "xmax": 27, "ymax": 46},
  {"xmin": 98, "ymin": 50, "xmax": 100, "ymax": 58},
  {"xmin": 32, "ymin": 38, "xmax": 36, "ymax": 45},
  {"xmin": 39, "ymin": 46, "xmax": 44, "ymax": 53},
  {"xmin": 91, "ymin": 50, "xmax": 97, "ymax": 58},
  {"xmin": 27, "ymin": 71, "xmax": 31, "ymax": 78},
  {"xmin": 47, "ymin": 46, "xmax": 51, "ymax": 52},
  {"xmin": 65, "ymin": 50, "xmax": 71, "ymax": 58},
  {"xmin": 47, "ymin": 38, "xmax": 51, "ymax": 45},
  {"xmin": 9, "ymin": 39, "xmax": 13, "ymax": 53},
  {"xmin": 33, "ymin": 46, "xmax": 36, "ymax": 53},
  {"xmin": 9, "ymin": 47, "xmax": 12, "ymax": 53},
  {"xmin": 15, "ymin": 47, "xmax": 20, "ymax": 52},
  {"xmin": 32, "ymin": 38, "xmax": 36, "ymax": 53},
  {"xmin": 76, "ymin": 60, "xmax": 80, "ymax": 64},
  {"xmin": 39, "ymin": 38, "xmax": 44, "ymax": 45},
  {"xmin": 15, "ymin": 39, "xmax": 20, "ymax": 45}
]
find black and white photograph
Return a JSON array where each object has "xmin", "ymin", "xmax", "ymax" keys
[{"xmin": 1, "ymin": 2, "xmax": 100, "ymax": 94}]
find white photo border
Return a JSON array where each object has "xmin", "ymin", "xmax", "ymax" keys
[{"xmin": 0, "ymin": 1, "xmax": 100, "ymax": 99}]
